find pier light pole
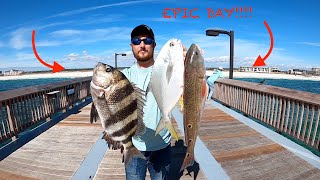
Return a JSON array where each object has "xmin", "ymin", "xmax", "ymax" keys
[
  {"xmin": 206, "ymin": 29, "xmax": 234, "ymax": 79},
  {"xmin": 114, "ymin": 53, "xmax": 127, "ymax": 69}
]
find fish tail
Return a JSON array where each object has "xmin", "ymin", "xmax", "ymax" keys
[
  {"xmin": 124, "ymin": 146, "xmax": 146, "ymax": 167},
  {"xmin": 165, "ymin": 119, "xmax": 179, "ymax": 141},
  {"xmin": 155, "ymin": 117, "xmax": 179, "ymax": 141},
  {"xmin": 180, "ymin": 152, "xmax": 195, "ymax": 172}
]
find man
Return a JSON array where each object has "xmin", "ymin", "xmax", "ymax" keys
[
  {"xmin": 207, "ymin": 67, "xmax": 223, "ymax": 99},
  {"xmin": 121, "ymin": 24, "xmax": 177, "ymax": 180}
]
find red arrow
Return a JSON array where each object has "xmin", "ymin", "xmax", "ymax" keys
[
  {"xmin": 253, "ymin": 20, "xmax": 274, "ymax": 67},
  {"xmin": 32, "ymin": 30, "xmax": 65, "ymax": 73}
]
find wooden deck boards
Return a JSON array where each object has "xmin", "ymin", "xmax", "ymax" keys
[
  {"xmin": 0, "ymin": 103, "xmax": 103, "ymax": 180},
  {"xmin": 199, "ymin": 102, "xmax": 320, "ymax": 179},
  {"xmin": 0, "ymin": 101, "xmax": 319, "ymax": 180},
  {"xmin": 94, "ymin": 119, "xmax": 207, "ymax": 180}
]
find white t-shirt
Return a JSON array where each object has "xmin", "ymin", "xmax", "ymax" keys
[{"xmin": 122, "ymin": 64, "xmax": 171, "ymax": 151}]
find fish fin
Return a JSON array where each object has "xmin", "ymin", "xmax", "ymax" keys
[
  {"xmin": 146, "ymin": 81, "xmax": 152, "ymax": 95},
  {"xmin": 132, "ymin": 83, "xmax": 146, "ymax": 136},
  {"xmin": 124, "ymin": 147, "xmax": 146, "ymax": 167},
  {"xmin": 166, "ymin": 118, "xmax": 179, "ymax": 141},
  {"xmin": 102, "ymin": 132, "xmax": 123, "ymax": 150},
  {"xmin": 180, "ymin": 152, "xmax": 195, "ymax": 172},
  {"xmin": 202, "ymin": 79, "xmax": 209, "ymax": 99},
  {"xmin": 132, "ymin": 83, "xmax": 146, "ymax": 97},
  {"xmin": 166, "ymin": 60, "xmax": 174, "ymax": 84},
  {"xmin": 155, "ymin": 117, "xmax": 179, "ymax": 141},
  {"xmin": 90, "ymin": 103, "xmax": 100, "ymax": 124},
  {"xmin": 135, "ymin": 118, "xmax": 146, "ymax": 136},
  {"xmin": 179, "ymin": 95, "xmax": 184, "ymax": 112},
  {"xmin": 170, "ymin": 115, "xmax": 180, "ymax": 141},
  {"xmin": 197, "ymin": 80, "xmax": 208, "ymax": 123}
]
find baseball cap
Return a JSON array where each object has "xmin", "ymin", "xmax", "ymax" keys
[{"xmin": 131, "ymin": 24, "xmax": 155, "ymax": 40}]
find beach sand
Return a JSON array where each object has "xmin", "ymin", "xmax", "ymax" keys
[
  {"xmin": 1, "ymin": 70, "xmax": 320, "ymax": 81},
  {"xmin": 206, "ymin": 70, "xmax": 320, "ymax": 81},
  {"xmin": 0, "ymin": 71, "xmax": 93, "ymax": 80}
]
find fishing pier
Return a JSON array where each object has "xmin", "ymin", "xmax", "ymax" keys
[{"xmin": 0, "ymin": 77, "xmax": 320, "ymax": 179}]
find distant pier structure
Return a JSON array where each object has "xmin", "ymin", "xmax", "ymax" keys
[
  {"xmin": 240, "ymin": 66, "xmax": 280, "ymax": 73},
  {"xmin": 3, "ymin": 69, "xmax": 24, "ymax": 76}
]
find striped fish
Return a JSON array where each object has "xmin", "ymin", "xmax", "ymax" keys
[
  {"xmin": 90, "ymin": 62, "xmax": 146, "ymax": 167},
  {"xmin": 180, "ymin": 44, "xmax": 208, "ymax": 172}
]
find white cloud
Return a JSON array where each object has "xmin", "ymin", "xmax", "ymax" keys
[
  {"xmin": 83, "ymin": 51, "xmax": 88, "ymax": 56},
  {"xmin": 6, "ymin": 26, "xmax": 132, "ymax": 50},
  {"xmin": 49, "ymin": 27, "xmax": 131, "ymax": 45},
  {"xmin": 46, "ymin": 0, "xmax": 156, "ymax": 18},
  {"xmin": 36, "ymin": 40, "xmax": 62, "ymax": 47},
  {"xmin": 297, "ymin": 42, "xmax": 320, "ymax": 47},
  {"xmin": 79, "ymin": 14, "xmax": 124, "ymax": 25},
  {"xmin": 16, "ymin": 52, "xmax": 35, "ymax": 60},
  {"xmin": 61, "ymin": 51, "xmax": 109, "ymax": 63},
  {"xmin": 0, "ymin": 52, "xmax": 41, "ymax": 68},
  {"xmin": 9, "ymin": 28, "xmax": 30, "ymax": 49},
  {"xmin": 50, "ymin": 30, "xmax": 82, "ymax": 37},
  {"xmin": 37, "ymin": 21, "xmax": 75, "ymax": 30},
  {"xmin": 205, "ymin": 56, "xmax": 230, "ymax": 62},
  {"xmin": 8, "ymin": 27, "xmax": 66, "ymax": 49},
  {"xmin": 64, "ymin": 53, "xmax": 79, "ymax": 61}
]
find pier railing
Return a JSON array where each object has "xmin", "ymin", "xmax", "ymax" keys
[
  {"xmin": 213, "ymin": 78, "xmax": 320, "ymax": 151},
  {"xmin": 0, "ymin": 77, "xmax": 92, "ymax": 143}
]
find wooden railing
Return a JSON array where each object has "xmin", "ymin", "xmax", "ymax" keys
[
  {"xmin": 213, "ymin": 78, "xmax": 320, "ymax": 151},
  {"xmin": 0, "ymin": 77, "xmax": 92, "ymax": 143}
]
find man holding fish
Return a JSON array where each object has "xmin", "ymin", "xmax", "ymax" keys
[
  {"xmin": 90, "ymin": 24, "xmax": 208, "ymax": 180},
  {"xmin": 122, "ymin": 24, "xmax": 188, "ymax": 179}
]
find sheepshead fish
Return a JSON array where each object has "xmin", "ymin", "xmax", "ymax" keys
[
  {"xmin": 90, "ymin": 62, "xmax": 146, "ymax": 167},
  {"xmin": 180, "ymin": 44, "xmax": 208, "ymax": 172},
  {"xmin": 148, "ymin": 38, "xmax": 184, "ymax": 141}
]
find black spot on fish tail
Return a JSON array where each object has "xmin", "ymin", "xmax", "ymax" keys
[
  {"xmin": 109, "ymin": 83, "xmax": 134, "ymax": 103},
  {"xmin": 111, "ymin": 119, "xmax": 138, "ymax": 137},
  {"xmin": 105, "ymin": 99, "xmax": 137, "ymax": 127}
]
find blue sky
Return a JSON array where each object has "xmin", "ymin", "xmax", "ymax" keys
[{"xmin": 0, "ymin": 0, "xmax": 319, "ymax": 71}]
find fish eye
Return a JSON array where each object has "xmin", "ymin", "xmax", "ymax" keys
[{"xmin": 106, "ymin": 67, "xmax": 112, "ymax": 72}]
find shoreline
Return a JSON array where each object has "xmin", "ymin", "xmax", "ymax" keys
[
  {"xmin": 0, "ymin": 70, "xmax": 320, "ymax": 81},
  {"xmin": 207, "ymin": 71, "xmax": 320, "ymax": 81},
  {"xmin": 0, "ymin": 71, "xmax": 93, "ymax": 80}
]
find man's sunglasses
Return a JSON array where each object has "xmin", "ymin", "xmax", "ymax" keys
[{"xmin": 131, "ymin": 38, "xmax": 154, "ymax": 45}]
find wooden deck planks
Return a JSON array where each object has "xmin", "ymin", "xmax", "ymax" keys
[
  {"xmin": 0, "ymin": 170, "xmax": 39, "ymax": 180},
  {"xmin": 199, "ymin": 103, "xmax": 320, "ymax": 179},
  {"xmin": 1, "ymin": 101, "xmax": 319, "ymax": 180},
  {"xmin": 94, "ymin": 119, "xmax": 207, "ymax": 180},
  {"xmin": 0, "ymin": 103, "xmax": 103, "ymax": 180}
]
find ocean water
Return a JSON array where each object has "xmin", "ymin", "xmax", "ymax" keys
[
  {"xmin": 235, "ymin": 78, "xmax": 320, "ymax": 94},
  {"xmin": 1, "ymin": 77, "xmax": 319, "ymax": 94},
  {"xmin": 0, "ymin": 78, "xmax": 71, "ymax": 92}
]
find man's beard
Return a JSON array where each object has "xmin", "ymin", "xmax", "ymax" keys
[{"xmin": 134, "ymin": 50, "xmax": 154, "ymax": 62}]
